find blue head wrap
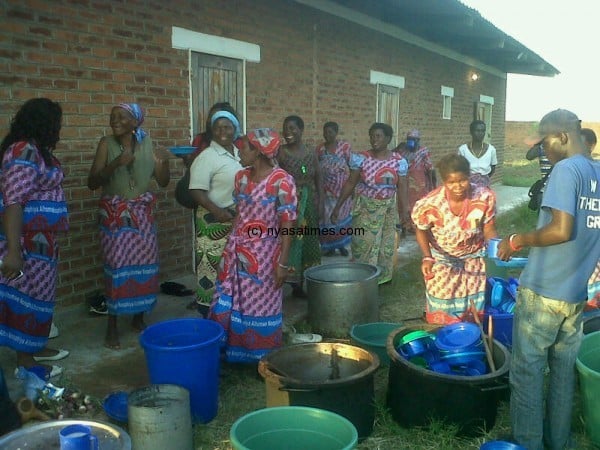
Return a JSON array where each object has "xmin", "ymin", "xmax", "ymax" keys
[
  {"xmin": 210, "ymin": 110, "xmax": 241, "ymax": 140},
  {"xmin": 117, "ymin": 103, "xmax": 147, "ymax": 142}
]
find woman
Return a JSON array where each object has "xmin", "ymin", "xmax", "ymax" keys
[
  {"xmin": 0, "ymin": 98, "xmax": 69, "ymax": 377},
  {"xmin": 88, "ymin": 103, "xmax": 170, "ymax": 349},
  {"xmin": 278, "ymin": 115, "xmax": 321, "ymax": 297},
  {"xmin": 210, "ymin": 128, "xmax": 296, "ymax": 363},
  {"xmin": 331, "ymin": 123, "xmax": 409, "ymax": 285},
  {"xmin": 412, "ymin": 154, "xmax": 497, "ymax": 324},
  {"xmin": 457, "ymin": 120, "xmax": 497, "ymax": 187},
  {"xmin": 316, "ymin": 121, "xmax": 352, "ymax": 256},
  {"xmin": 395, "ymin": 129, "xmax": 436, "ymax": 233},
  {"xmin": 188, "ymin": 111, "xmax": 242, "ymax": 313}
]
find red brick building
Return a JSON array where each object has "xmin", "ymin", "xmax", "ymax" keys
[{"xmin": 0, "ymin": 0, "xmax": 556, "ymax": 306}]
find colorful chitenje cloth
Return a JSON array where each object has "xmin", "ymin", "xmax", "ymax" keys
[
  {"xmin": 194, "ymin": 203, "xmax": 233, "ymax": 304},
  {"xmin": 585, "ymin": 262, "xmax": 600, "ymax": 312},
  {"xmin": 412, "ymin": 184, "xmax": 496, "ymax": 324},
  {"xmin": 277, "ymin": 146, "xmax": 321, "ymax": 282},
  {"xmin": 396, "ymin": 144, "xmax": 434, "ymax": 232},
  {"xmin": 210, "ymin": 167, "xmax": 297, "ymax": 363},
  {"xmin": 349, "ymin": 150, "xmax": 408, "ymax": 284},
  {"xmin": 316, "ymin": 140, "xmax": 353, "ymax": 251},
  {"xmin": 98, "ymin": 192, "xmax": 158, "ymax": 315},
  {"xmin": 0, "ymin": 141, "xmax": 69, "ymax": 352}
]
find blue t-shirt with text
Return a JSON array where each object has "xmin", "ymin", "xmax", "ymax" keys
[{"xmin": 519, "ymin": 154, "xmax": 600, "ymax": 302}]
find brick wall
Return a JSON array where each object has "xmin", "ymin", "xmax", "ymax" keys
[{"xmin": 0, "ymin": 0, "xmax": 507, "ymax": 306}]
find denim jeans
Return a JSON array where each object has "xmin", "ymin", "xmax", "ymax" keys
[{"xmin": 510, "ymin": 287, "xmax": 584, "ymax": 450}]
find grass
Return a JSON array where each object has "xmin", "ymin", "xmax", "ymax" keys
[{"xmin": 501, "ymin": 144, "xmax": 540, "ymax": 187}]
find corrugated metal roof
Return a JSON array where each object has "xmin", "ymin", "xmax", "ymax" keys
[{"xmin": 328, "ymin": 0, "xmax": 559, "ymax": 76}]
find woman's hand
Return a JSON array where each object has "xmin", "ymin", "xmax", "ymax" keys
[
  {"xmin": 214, "ymin": 208, "xmax": 234, "ymax": 223},
  {"xmin": 330, "ymin": 206, "xmax": 340, "ymax": 224},
  {"xmin": 1, "ymin": 249, "xmax": 24, "ymax": 280},
  {"xmin": 421, "ymin": 258, "xmax": 434, "ymax": 281},
  {"xmin": 118, "ymin": 147, "xmax": 135, "ymax": 167},
  {"xmin": 274, "ymin": 265, "xmax": 291, "ymax": 288},
  {"xmin": 153, "ymin": 146, "xmax": 173, "ymax": 164}
]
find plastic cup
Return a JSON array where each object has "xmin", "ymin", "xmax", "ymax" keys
[
  {"xmin": 487, "ymin": 238, "xmax": 501, "ymax": 258},
  {"xmin": 59, "ymin": 424, "xmax": 98, "ymax": 450}
]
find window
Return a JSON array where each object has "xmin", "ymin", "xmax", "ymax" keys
[{"xmin": 441, "ymin": 86, "xmax": 454, "ymax": 120}]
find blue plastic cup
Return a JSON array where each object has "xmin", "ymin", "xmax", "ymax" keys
[
  {"xmin": 487, "ymin": 238, "xmax": 501, "ymax": 258},
  {"xmin": 59, "ymin": 424, "xmax": 98, "ymax": 450}
]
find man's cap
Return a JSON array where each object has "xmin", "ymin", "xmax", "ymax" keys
[{"xmin": 525, "ymin": 109, "xmax": 581, "ymax": 146}]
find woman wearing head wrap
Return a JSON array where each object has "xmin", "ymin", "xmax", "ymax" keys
[
  {"xmin": 188, "ymin": 110, "xmax": 242, "ymax": 314},
  {"xmin": 88, "ymin": 103, "xmax": 170, "ymax": 349},
  {"xmin": 210, "ymin": 128, "xmax": 297, "ymax": 363},
  {"xmin": 394, "ymin": 129, "xmax": 436, "ymax": 233}
]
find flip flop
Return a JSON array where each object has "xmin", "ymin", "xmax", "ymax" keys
[{"xmin": 33, "ymin": 349, "xmax": 69, "ymax": 362}]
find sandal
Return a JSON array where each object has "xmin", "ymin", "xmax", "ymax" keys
[{"xmin": 33, "ymin": 349, "xmax": 69, "ymax": 362}]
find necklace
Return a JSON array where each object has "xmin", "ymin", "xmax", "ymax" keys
[{"xmin": 471, "ymin": 141, "xmax": 485, "ymax": 158}]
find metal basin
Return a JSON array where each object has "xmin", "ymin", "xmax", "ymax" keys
[
  {"xmin": 305, "ymin": 263, "xmax": 380, "ymax": 336},
  {"xmin": 0, "ymin": 419, "xmax": 131, "ymax": 450}
]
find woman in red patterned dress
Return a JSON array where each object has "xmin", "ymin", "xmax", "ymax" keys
[
  {"xmin": 209, "ymin": 129, "xmax": 297, "ymax": 363},
  {"xmin": 412, "ymin": 154, "xmax": 498, "ymax": 324}
]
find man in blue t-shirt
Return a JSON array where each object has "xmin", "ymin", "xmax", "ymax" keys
[{"xmin": 497, "ymin": 109, "xmax": 600, "ymax": 450}]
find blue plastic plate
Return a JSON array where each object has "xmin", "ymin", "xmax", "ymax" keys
[
  {"xmin": 493, "ymin": 257, "xmax": 528, "ymax": 268},
  {"xmin": 168, "ymin": 146, "xmax": 196, "ymax": 156},
  {"xmin": 435, "ymin": 322, "xmax": 481, "ymax": 351},
  {"xmin": 103, "ymin": 391, "xmax": 128, "ymax": 423}
]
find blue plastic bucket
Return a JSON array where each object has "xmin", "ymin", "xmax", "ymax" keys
[{"xmin": 139, "ymin": 318, "xmax": 224, "ymax": 423}]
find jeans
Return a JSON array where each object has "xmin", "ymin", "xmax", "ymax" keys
[{"xmin": 510, "ymin": 287, "xmax": 584, "ymax": 450}]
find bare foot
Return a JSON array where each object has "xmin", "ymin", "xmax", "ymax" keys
[{"xmin": 131, "ymin": 313, "xmax": 146, "ymax": 332}]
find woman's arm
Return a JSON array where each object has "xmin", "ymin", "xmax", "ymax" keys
[
  {"xmin": 275, "ymin": 219, "xmax": 294, "ymax": 288},
  {"xmin": 330, "ymin": 169, "xmax": 361, "ymax": 223},
  {"xmin": 189, "ymin": 189, "xmax": 234, "ymax": 223},
  {"xmin": 152, "ymin": 147, "xmax": 171, "ymax": 187},
  {"xmin": 0, "ymin": 204, "xmax": 24, "ymax": 278},
  {"xmin": 415, "ymin": 227, "xmax": 435, "ymax": 279},
  {"xmin": 396, "ymin": 174, "xmax": 409, "ymax": 225}
]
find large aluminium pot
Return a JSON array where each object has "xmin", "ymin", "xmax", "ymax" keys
[
  {"xmin": 258, "ymin": 342, "xmax": 380, "ymax": 439},
  {"xmin": 386, "ymin": 324, "xmax": 510, "ymax": 437},
  {"xmin": 304, "ymin": 263, "xmax": 380, "ymax": 336}
]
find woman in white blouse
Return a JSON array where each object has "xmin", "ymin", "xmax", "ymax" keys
[{"xmin": 457, "ymin": 120, "xmax": 497, "ymax": 187}]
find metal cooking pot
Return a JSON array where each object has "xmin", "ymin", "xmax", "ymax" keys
[
  {"xmin": 304, "ymin": 262, "xmax": 380, "ymax": 336},
  {"xmin": 258, "ymin": 342, "xmax": 380, "ymax": 438}
]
